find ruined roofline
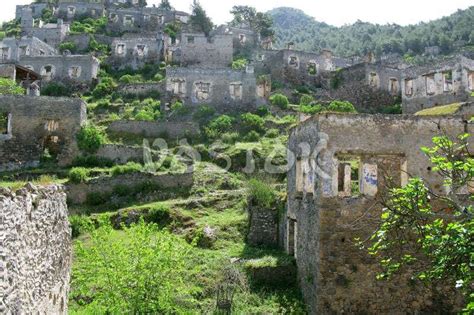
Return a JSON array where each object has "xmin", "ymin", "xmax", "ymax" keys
[
  {"xmin": 402, "ymin": 55, "xmax": 474, "ymax": 78},
  {"xmin": 291, "ymin": 111, "xmax": 471, "ymax": 132},
  {"xmin": 166, "ymin": 67, "xmax": 253, "ymax": 75}
]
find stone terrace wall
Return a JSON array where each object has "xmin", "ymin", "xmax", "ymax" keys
[
  {"xmin": 108, "ymin": 120, "xmax": 200, "ymax": 138},
  {"xmin": 247, "ymin": 203, "xmax": 279, "ymax": 248},
  {"xmin": 118, "ymin": 82, "xmax": 164, "ymax": 95},
  {"xmin": 95, "ymin": 143, "xmax": 145, "ymax": 164},
  {"xmin": 67, "ymin": 172, "xmax": 194, "ymax": 204},
  {"xmin": 0, "ymin": 184, "xmax": 71, "ymax": 314}
]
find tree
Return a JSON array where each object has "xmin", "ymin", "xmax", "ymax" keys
[
  {"xmin": 230, "ymin": 6, "xmax": 274, "ymax": 38},
  {"xmin": 189, "ymin": 0, "xmax": 213, "ymax": 36},
  {"xmin": 158, "ymin": 0, "xmax": 172, "ymax": 10},
  {"xmin": 0, "ymin": 78, "xmax": 25, "ymax": 95},
  {"xmin": 365, "ymin": 133, "xmax": 474, "ymax": 312}
]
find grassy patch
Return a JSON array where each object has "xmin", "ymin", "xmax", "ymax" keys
[{"xmin": 415, "ymin": 103, "xmax": 462, "ymax": 116}]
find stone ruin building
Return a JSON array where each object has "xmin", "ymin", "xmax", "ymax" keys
[
  {"xmin": 401, "ymin": 56, "xmax": 474, "ymax": 113},
  {"xmin": 284, "ymin": 113, "xmax": 471, "ymax": 313},
  {"xmin": 0, "ymin": 95, "xmax": 86, "ymax": 171},
  {"xmin": 0, "ymin": 184, "xmax": 71, "ymax": 314},
  {"xmin": 0, "ymin": 63, "xmax": 42, "ymax": 96}
]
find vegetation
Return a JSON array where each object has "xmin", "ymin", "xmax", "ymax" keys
[
  {"xmin": 364, "ymin": 134, "xmax": 474, "ymax": 312},
  {"xmin": 189, "ymin": 0, "xmax": 213, "ymax": 36},
  {"xmin": 58, "ymin": 41, "xmax": 77, "ymax": 53},
  {"xmin": 0, "ymin": 78, "xmax": 25, "ymax": 95},
  {"xmin": 247, "ymin": 178, "xmax": 277, "ymax": 208},
  {"xmin": 270, "ymin": 6, "xmax": 474, "ymax": 57},
  {"xmin": 68, "ymin": 167, "xmax": 90, "ymax": 184},
  {"xmin": 231, "ymin": 58, "xmax": 248, "ymax": 70},
  {"xmin": 230, "ymin": 6, "xmax": 275, "ymax": 38},
  {"xmin": 42, "ymin": 82, "xmax": 72, "ymax": 97},
  {"xmin": 415, "ymin": 103, "xmax": 461, "ymax": 116},
  {"xmin": 77, "ymin": 125, "xmax": 107, "ymax": 154},
  {"xmin": 327, "ymin": 100, "xmax": 357, "ymax": 113},
  {"xmin": 269, "ymin": 93, "xmax": 289, "ymax": 109}
]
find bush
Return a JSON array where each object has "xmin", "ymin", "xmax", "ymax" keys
[
  {"xmin": 221, "ymin": 132, "xmax": 240, "ymax": 144},
  {"xmin": 240, "ymin": 113, "xmax": 265, "ymax": 133},
  {"xmin": 231, "ymin": 58, "xmax": 248, "ymax": 70},
  {"xmin": 92, "ymin": 77, "xmax": 117, "ymax": 99},
  {"xmin": 58, "ymin": 41, "xmax": 77, "ymax": 53},
  {"xmin": 243, "ymin": 130, "xmax": 260, "ymax": 142},
  {"xmin": 111, "ymin": 162, "xmax": 143, "ymax": 176},
  {"xmin": 206, "ymin": 115, "xmax": 235, "ymax": 138},
  {"xmin": 256, "ymin": 106, "xmax": 270, "ymax": 117},
  {"xmin": 135, "ymin": 110, "xmax": 155, "ymax": 121},
  {"xmin": 153, "ymin": 73, "xmax": 164, "ymax": 82},
  {"xmin": 269, "ymin": 93, "xmax": 289, "ymax": 109},
  {"xmin": 69, "ymin": 167, "xmax": 90, "ymax": 184},
  {"xmin": 265, "ymin": 128, "xmax": 280, "ymax": 138},
  {"xmin": 193, "ymin": 105, "xmax": 215, "ymax": 122},
  {"xmin": 77, "ymin": 125, "xmax": 106, "ymax": 154},
  {"xmin": 41, "ymin": 82, "xmax": 72, "ymax": 97},
  {"xmin": 144, "ymin": 204, "xmax": 171, "ymax": 225},
  {"xmin": 271, "ymin": 80, "xmax": 284, "ymax": 91},
  {"xmin": 69, "ymin": 215, "xmax": 93, "ymax": 238},
  {"xmin": 300, "ymin": 104, "xmax": 323, "ymax": 115},
  {"xmin": 247, "ymin": 179, "xmax": 276, "ymax": 208},
  {"xmin": 72, "ymin": 155, "xmax": 114, "ymax": 168},
  {"xmin": 0, "ymin": 78, "xmax": 24, "ymax": 95},
  {"xmin": 327, "ymin": 100, "xmax": 357, "ymax": 113},
  {"xmin": 300, "ymin": 94, "xmax": 314, "ymax": 106},
  {"xmin": 119, "ymin": 74, "xmax": 143, "ymax": 84},
  {"xmin": 295, "ymin": 85, "xmax": 310, "ymax": 94},
  {"xmin": 381, "ymin": 104, "xmax": 402, "ymax": 114}
]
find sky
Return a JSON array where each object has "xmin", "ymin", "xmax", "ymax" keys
[{"xmin": 2, "ymin": 0, "xmax": 473, "ymax": 26}]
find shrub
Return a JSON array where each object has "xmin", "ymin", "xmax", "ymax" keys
[
  {"xmin": 265, "ymin": 128, "xmax": 280, "ymax": 138},
  {"xmin": 300, "ymin": 104, "xmax": 323, "ymax": 115},
  {"xmin": 0, "ymin": 78, "xmax": 24, "ymax": 95},
  {"xmin": 69, "ymin": 167, "xmax": 90, "ymax": 184},
  {"xmin": 256, "ymin": 106, "xmax": 270, "ymax": 117},
  {"xmin": 153, "ymin": 73, "xmax": 164, "ymax": 82},
  {"xmin": 381, "ymin": 104, "xmax": 402, "ymax": 114},
  {"xmin": 243, "ymin": 130, "xmax": 260, "ymax": 142},
  {"xmin": 206, "ymin": 115, "xmax": 234, "ymax": 138},
  {"xmin": 269, "ymin": 93, "xmax": 289, "ymax": 109},
  {"xmin": 295, "ymin": 85, "xmax": 310, "ymax": 94},
  {"xmin": 135, "ymin": 110, "xmax": 155, "ymax": 121},
  {"xmin": 271, "ymin": 80, "xmax": 284, "ymax": 91},
  {"xmin": 231, "ymin": 58, "xmax": 248, "ymax": 70},
  {"xmin": 58, "ymin": 41, "xmax": 77, "ymax": 53},
  {"xmin": 92, "ymin": 77, "xmax": 117, "ymax": 99},
  {"xmin": 72, "ymin": 155, "xmax": 114, "ymax": 168},
  {"xmin": 143, "ymin": 204, "xmax": 171, "ymax": 224},
  {"xmin": 119, "ymin": 74, "xmax": 143, "ymax": 84},
  {"xmin": 247, "ymin": 179, "xmax": 276, "ymax": 208},
  {"xmin": 193, "ymin": 105, "xmax": 215, "ymax": 122},
  {"xmin": 300, "ymin": 94, "xmax": 314, "ymax": 106},
  {"xmin": 77, "ymin": 125, "xmax": 106, "ymax": 154},
  {"xmin": 41, "ymin": 82, "xmax": 72, "ymax": 97},
  {"xmin": 240, "ymin": 113, "xmax": 265, "ymax": 133},
  {"xmin": 69, "ymin": 215, "xmax": 93, "ymax": 238},
  {"xmin": 111, "ymin": 162, "xmax": 143, "ymax": 176},
  {"xmin": 221, "ymin": 132, "xmax": 240, "ymax": 144},
  {"xmin": 327, "ymin": 100, "xmax": 357, "ymax": 113}
]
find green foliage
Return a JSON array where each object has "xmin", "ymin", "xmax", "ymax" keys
[
  {"xmin": 265, "ymin": 128, "xmax": 280, "ymax": 138},
  {"xmin": 158, "ymin": 0, "xmax": 172, "ymax": 10},
  {"xmin": 327, "ymin": 100, "xmax": 356, "ymax": 113},
  {"xmin": 68, "ymin": 167, "xmax": 90, "ymax": 184},
  {"xmin": 92, "ymin": 77, "xmax": 117, "ymax": 99},
  {"xmin": 243, "ymin": 130, "xmax": 260, "ymax": 142},
  {"xmin": 256, "ymin": 105, "xmax": 270, "ymax": 117},
  {"xmin": 232, "ymin": 58, "xmax": 248, "ymax": 70},
  {"xmin": 71, "ymin": 221, "xmax": 194, "ymax": 313},
  {"xmin": 170, "ymin": 101, "xmax": 189, "ymax": 115},
  {"xmin": 58, "ymin": 41, "xmax": 77, "ymax": 53},
  {"xmin": 366, "ymin": 134, "xmax": 474, "ymax": 312},
  {"xmin": 271, "ymin": 80, "xmax": 284, "ymax": 91},
  {"xmin": 72, "ymin": 155, "xmax": 114, "ymax": 168},
  {"xmin": 0, "ymin": 78, "xmax": 24, "ymax": 95},
  {"xmin": 189, "ymin": 0, "xmax": 214, "ymax": 36},
  {"xmin": 221, "ymin": 132, "xmax": 240, "ymax": 144},
  {"xmin": 77, "ymin": 125, "xmax": 106, "ymax": 154},
  {"xmin": 0, "ymin": 19, "xmax": 21, "ymax": 38},
  {"xmin": 111, "ymin": 162, "xmax": 143, "ymax": 176},
  {"xmin": 69, "ymin": 215, "xmax": 93, "ymax": 238},
  {"xmin": 269, "ymin": 7, "xmax": 474, "ymax": 57},
  {"xmin": 164, "ymin": 22, "xmax": 181, "ymax": 41},
  {"xmin": 134, "ymin": 110, "xmax": 155, "ymax": 121},
  {"xmin": 41, "ymin": 82, "xmax": 72, "ymax": 97},
  {"xmin": 70, "ymin": 17, "xmax": 107, "ymax": 34},
  {"xmin": 247, "ymin": 179, "xmax": 277, "ymax": 208},
  {"xmin": 299, "ymin": 94, "xmax": 314, "ymax": 106},
  {"xmin": 193, "ymin": 104, "xmax": 215, "ymax": 123},
  {"xmin": 240, "ymin": 112, "xmax": 265, "ymax": 133},
  {"xmin": 380, "ymin": 104, "xmax": 402, "ymax": 114},
  {"xmin": 88, "ymin": 35, "xmax": 109, "ymax": 54},
  {"xmin": 119, "ymin": 74, "xmax": 144, "ymax": 84},
  {"xmin": 299, "ymin": 103, "xmax": 323, "ymax": 115},
  {"xmin": 230, "ymin": 5, "xmax": 275, "ymax": 38},
  {"xmin": 205, "ymin": 115, "xmax": 235, "ymax": 138},
  {"xmin": 269, "ymin": 93, "xmax": 289, "ymax": 109}
]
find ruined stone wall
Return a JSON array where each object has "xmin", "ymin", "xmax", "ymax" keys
[
  {"xmin": 0, "ymin": 96, "xmax": 86, "ymax": 171},
  {"xmin": 330, "ymin": 63, "xmax": 402, "ymax": 113},
  {"xmin": 286, "ymin": 114, "xmax": 469, "ymax": 314},
  {"xmin": 402, "ymin": 56, "xmax": 474, "ymax": 113},
  {"xmin": 65, "ymin": 33, "xmax": 93, "ymax": 52},
  {"xmin": 0, "ymin": 37, "xmax": 57, "ymax": 63},
  {"xmin": 67, "ymin": 172, "xmax": 194, "ymax": 204},
  {"xmin": 118, "ymin": 82, "xmax": 164, "ymax": 95},
  {"xmin": 16, "ymin": 3, "xmax": 49, "ymax": 20},
  {"xmin": 95, "ymin": 143, "xmax": 145, "ymax": 164},
  {"xmin": 107, "ymin": 120, "xmax": 200, "ymax": 138},
  {"xmin": 0, "ymin": 184, "xmax": 71, "ymax": 314},
  {"xmin": 180, "ymin": 33, "xmax": 233, "ymax": 68},
  {"xmin": 57, "ymin": 1, "xmax": 105, "ymax": 21},
  {"xmin": 24, "ymin": 22, "xmax": 70, "ymax": 49},
  {"xmin": 20, "ymin": 54, "xmax": 100, "ymax": 83},
  {"xmin": 247, "ymin": 203, "xmax": 279, "ymax": 248},
  {"xmin": 106, "ymin": 7, "xmax": 176, "ymax": 34},
  {"xmin": 165, "ymin": 67, "xmax": 258, "ymax": 110},
  {"xmin": 109, "ymin": 34, "xmax": 163, "ymax": 70}
]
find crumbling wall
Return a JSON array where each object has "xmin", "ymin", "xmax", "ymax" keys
[
  {"xmin": 179, "ymin": 33, "xmax": 233, "ymax": 68},
  {"xmin": 20, "ymin": 54, "xmax": 100, "ymax": 83},
  {"xmin": 118, "ymin": 82, "xmax": 164, "ymax": 95},
  {"xmin": 109, "ymin": 34, "xmax": 163, "ymax": 70},
  {"xmin": 165, "ymin": 67, "xmax": 258, "ymax": 110},
  {"xmin": 23, "ymin": 20, "xmax": 70, "ymax": 49},
  {"xmin": 57, "ymin": 1, "xmax": 105, "ymax": 21},
  {"xmin": 402, "ymin": 56, "xmax": 474, "ymax": 113},
  {"xmin": 106, "ymin": 7, "xmax": 180, "ymax": 34},
  {"xmin": 0, "ymin": 96, "xmax": 86, "ymax": 171},
  {"xmin": 107, "ymin": 120, "xmax": 200, "ymax": 138},
  {"xmin": 286, "ymin": 114, "xmax": 469, "ymax": 314},
  {"xmin": 0, "ymin": 184, "xmax": 71, "ymax": 314},
  {"xmin": 0, "ymin": 37, "xmax": 57, "ymax": 63},
  {"xmin": 247, "ymin": 203, "xmax": 279, "ymax": 248}
]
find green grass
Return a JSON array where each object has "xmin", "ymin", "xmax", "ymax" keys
[{"xmin": 415, "ymin": 103, "xmax": 462, "ymax": 116}]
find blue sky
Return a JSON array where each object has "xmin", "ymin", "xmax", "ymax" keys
[{"xmin": 3, "ymin": 0, "xmax": 472, "ymax": 26}]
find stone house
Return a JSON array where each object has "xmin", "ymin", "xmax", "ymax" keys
[
  {"xmin": 0, "ymin": 63, "xmax": 42, "ymax": 96},
  {"xmin": 165, "ymin": 67, "xmax": 266, "ymax": 110},
  {"xmin": 20, "ymin": 54, "xmax": 100, "ymax": 83},
  {"xmin": 16, "ymin": 3, "xmax": 50, "ymax": 20},
  {"xmin": 178, "ymin": 33, "xmax": 233, "ymax": 68},
  {"xmin": 109, "ymin": 33, "xmax": 163, "ymax": 69},
  {"xmin": 0, "ymin": 37, "xmax": 57, "ymax": 63},
  {"xmin": 0, "ymin": 95, "xmax": 86, "ymax": 171},
  {"xmin": 212, "ymin": 24, "xmax": 259, "ymax": 57},
  {"xmin": 285, "ymin": 113, "xmax": 470, "ymax": 314},
  {"xmin": 20, "ymin": 8, "xmax": 70, "ymax": 49},
  {"xmin": 329, "ymin": 61, "xmax": 404, "ymax": 112},
  {"xmin": 57, "ymin": 0, "xmax": 105, "ymax": 20},
  {"xmin": 401, "ymin": 56, "xmax": 474, "ymax": 113}
]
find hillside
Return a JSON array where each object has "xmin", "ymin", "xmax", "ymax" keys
[{"xmin": 269, "ymin": 6, "xmax": 474, "ymax": 57}]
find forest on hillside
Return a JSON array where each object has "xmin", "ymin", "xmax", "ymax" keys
[{"xmin": 269, "ymin": 6, "xmax": 474, "ymax": 58}]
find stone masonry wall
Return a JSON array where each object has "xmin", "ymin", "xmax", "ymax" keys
[
  {"xmin": 107, "ymin": 120, "xmax": 200, "ymax": 138},
  {"xmin": 286, "ymin": 114, "xmax": 469, "ymax": 314},
  {"xmin": 0, "ymin": 184, "xmax": 71, "ymax": 314},
  {"xmin": 247, "ymin": 203, "xmax": 279, "ymax": 248}
]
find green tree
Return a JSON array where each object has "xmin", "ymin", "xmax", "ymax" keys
[
  {"xmin": 71, "ymin": 221, "xmax": 194, "ymax": 313},
  {"xmin": 77, "ymin": 124, "xmax": 106, "ymax": 154},
  {"xmin": 366, "ymin": 133, "xmax": 474, "ymax": 312},
  {"xmin": 0, "ymin": 78, "xmax": 24, "ymax": 95},
  {"xmin": 189, "ymin": 0, "xmax": 213, "ymax": 36},
  {"xmin": 158, "ymin": 0, "xmax": 172, "ymax": 10},
  {"xmin": 230, "ymin": 5, "xmax": 274, "ymax": 38}
]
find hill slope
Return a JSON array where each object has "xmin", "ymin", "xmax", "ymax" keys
[{"xmin": 269, "ymin": 7, "xmax": 474, "ymax": 57}]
